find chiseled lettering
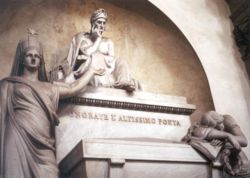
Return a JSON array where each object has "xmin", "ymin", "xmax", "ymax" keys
[
  {"xmin": 124, "ymin": 116, "xmax": 129, "ymax": 122},
  {"xmin": 102, "ymin": 114, "xmax": 108, "ymax": 120},
  {"xmin": 174, "ymin": 120, "xmax": 181, "ymax": 126},
  {"xmin": 118, "ymin": 115, "xmax": 123, "ymax": 121},
  {"xmin": 71, "ymin": 111, "xmax": 181, "ymax": 127},
  {"xmin": 167, "ymin": 120, "xmax": 172, "ymax": 126},
  {"xmin": 151, "ymin": 118, "xmax": 156, "ymax": 124},
  {"xmin": 111, "ymin": 114, "xmax": 116, "ymax": 121},
  {"xmin": 73, "ymin": 111, "xmax": 81, "ymax": 119},
  {"xmin": 88, "ymin": 112, "xmax": 94, "ymax": 119},
  {"xmin": 145, "ymin": 118, "xmax": 150, "ymax": 124},
  {"xmin": 94, "ymin": 113, "xmax": 99, "ymax": 120},
  {"xmin": 158, "ymin": 119, "xmax": 181, "ymax": 127},
  {"xmin": 81, "ymin": 112, "xmax": 87, "ymax": 118},
  {"xmin": 135, "ymin": 117, "xmax": 142, "ymax": 123},
  {"xmin": 128, "ymin": 116, "xmax": 134, "ymax": 122}
]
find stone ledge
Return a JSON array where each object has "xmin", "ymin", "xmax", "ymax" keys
[
  {"xmin": 62, "ymin": 97, "xmax": 195, "ymax": 115},
  {"xmin": 60, "ymin": 87, "xmax": 196, "ymax": 115}
]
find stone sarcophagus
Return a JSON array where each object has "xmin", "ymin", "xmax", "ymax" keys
[
  {"xmin": 55, "ymin": 87, "xmax": 223, "ymax": 178},
  {"xmin": 59, "ymin": 138, "xmax": 221, "ymax": 178},
  {"xmin": 56, "ymin": 87, "xmax": 195, "ymax": 162}
]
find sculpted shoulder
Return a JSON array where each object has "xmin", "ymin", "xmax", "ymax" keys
[
  {"xmin": 73, "ymin": 32, "xmax": 90, "ymax": 43},
  {"xmin": 223, "ymin": 115, "xmax": 238, "ymax": 130}
]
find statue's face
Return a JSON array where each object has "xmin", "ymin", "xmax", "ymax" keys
[
  {"xmin": 23, "ymin": 49, "xmax": 41, "ymax": 70},
  {"xmin": 92, "ymin": 18, "xmax": 106, "ymax": 34}
]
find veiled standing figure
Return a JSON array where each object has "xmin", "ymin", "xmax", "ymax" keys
[{"xmin": 0, "ymin": 31, "xmax": 104, "ymax": 178}]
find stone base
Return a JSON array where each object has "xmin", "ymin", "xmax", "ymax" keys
[{"xmin": 59, "ymin": 139, "xmax": 222, "ymax": 178}]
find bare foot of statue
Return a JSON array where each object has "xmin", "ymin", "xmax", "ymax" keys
[{"xmin": 113, "ymin": 81, "xmax": 136, "ymax": 92}]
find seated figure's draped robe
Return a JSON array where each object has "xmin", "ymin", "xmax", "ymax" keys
[
  {"xmin": 66, "ymin": 32, "xmax": 131, "ymax": 87},
  {"xmin": 0, "ymin": 76, "xmax": 59, "ymax": 178}
]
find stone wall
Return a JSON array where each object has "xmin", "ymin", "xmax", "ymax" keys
[{"xmin": 149, "ymin": 0, "xmax": 250, "ymax": 156}]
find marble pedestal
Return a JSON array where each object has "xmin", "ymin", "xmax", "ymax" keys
[
  {"xmin": 59, "ymin": 139, "xmax": 222, "ymax": 178},
  {"xmin": 56, "ymin": 87, "xmax": 196, "ymax": 162}
]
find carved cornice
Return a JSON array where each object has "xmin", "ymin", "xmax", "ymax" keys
[{"xmin": 61, "ymin": 97, "xmax": 195, "ymax": 115}]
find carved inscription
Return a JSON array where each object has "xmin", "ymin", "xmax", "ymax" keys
[{"xmin": 71, "ymin": 111, "xmax": 181, "ymax": 127}]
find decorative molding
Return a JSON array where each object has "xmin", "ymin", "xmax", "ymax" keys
[{"xmin": 61, "ymin": 97, "xmax": 195, "ymax": 115}]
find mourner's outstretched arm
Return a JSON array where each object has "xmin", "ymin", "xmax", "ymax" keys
[{"xmin": 55, "ymin": 67, "xmax": 105, "ymax": 98}]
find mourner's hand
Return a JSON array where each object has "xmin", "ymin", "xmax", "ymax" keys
[
  {"xmin": 211, "ymin": 139, "xmax": 223, "ymax": 147},
  {"xmin": 73, "ymin": 70, "xmax": 81, "ymax": 78},
  {"xmin": 228, "ymin": 135, "xmax": 241, "ymax": 151},
  {"xmin": 73, "ymin": 62, "xmax": 89, "ymax": 78}
]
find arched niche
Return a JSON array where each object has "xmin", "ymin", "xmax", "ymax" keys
[{"xmin": 0, "ymin": 0, "xmax": 214, "ymax": 122}]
